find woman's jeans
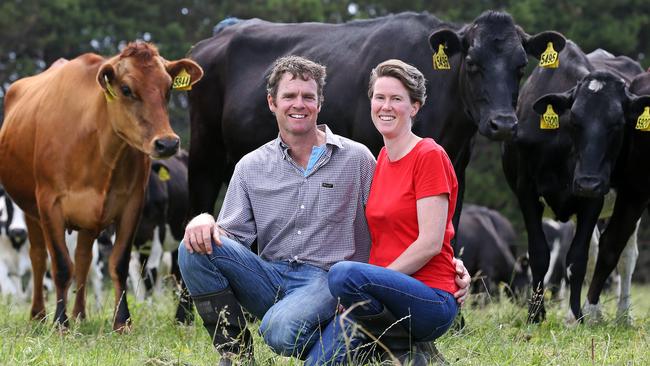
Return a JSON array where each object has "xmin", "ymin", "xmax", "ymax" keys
[
  {"xmin": 178, "ymin": 236, "xmax": 338, "ymax": 358},
  {"xmin": 306, "ymin": 261, "xmax": 458, "ymax": 365}
]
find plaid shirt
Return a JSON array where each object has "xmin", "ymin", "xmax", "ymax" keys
[{"xmin": 217, "ymin": 125, "xmax": 375, "ymax": 270}]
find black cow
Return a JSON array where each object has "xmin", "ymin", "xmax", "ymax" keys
[
  {"xmin": 585, "ymin": 71, "xmax": 650, "ymax": 323},
  {"xmin": 502, "ymin": 41, "xmax": 646, "ymax": 322},
  {"xmin": 187, "ymin": 11, "xmax": 565, "ymax": 230},
  {"xmin": 131, "ymin": 150, "xmax": 193, "ymax": 323},
  {"xmin": 455, "ymin": 204, "xmax": 529, "ymax": 298}
]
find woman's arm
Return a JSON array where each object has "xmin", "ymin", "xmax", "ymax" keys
[{"xmin": 386, "ymin": 194, "xmax": 448, "ymax": 275}]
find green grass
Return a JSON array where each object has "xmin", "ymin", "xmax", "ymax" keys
[{"xmin": 0, "ymin": 285, "xmax": 648, "ymax": 365}]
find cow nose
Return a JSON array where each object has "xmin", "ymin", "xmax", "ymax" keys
[
  {"xmin": 573, "ymin": 176, "xmax": 606, "ymax": 197},
  {"xmin": 9, "ymin": 228, "xmax": 28, "ymax": 245},
  {"xmin": 154, "ymin": 136, "xmax": 179, "ymax": 158},
  {"xmin": 488, "ymin": 113, "xmax": 518, "ymax": 140}
]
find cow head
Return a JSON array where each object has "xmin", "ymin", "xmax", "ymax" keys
[
  {"xmin": 533, "ymin": 71, "xmax": 649, "ymax": 197},
  {"xmin": 96, "ymin": 42, "xmax": 203, "ymax": 159},
  {"xmin": 429, "ymin": 11, "xmax": 565, "ymax": 141}
]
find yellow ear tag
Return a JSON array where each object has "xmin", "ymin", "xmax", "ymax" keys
[
  {"xmin": 540, "ymin": 104, "xmax": 559, "ymax": 129},
  {"xmin": 433, "ymin": 44, "xmax": 451, "ymax": 71},
  {"xmin": 172, "ymin": 68, "xmax": 192, "ymax": 91},
  {"xmin": 539, "ymin": 42, "xmax": 559, "ymax": 69},
  {"xmin": 104, "ymin": 75, "xmax": 117, "ymax": 102},
  {"xmin": 158, "ymin": 166, "xmax": 171, "ymax": 181},
  {"xmin": 635, "ymin": 106, "xmax": 650, "ymax": 131}
]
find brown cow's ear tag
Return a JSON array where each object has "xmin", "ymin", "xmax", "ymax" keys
[
  {"xmin": 635, "ymin": 106, "xmax": 650, "ymax": 131},
  {"xmin": 172, "ymin": 68, "xmax": 192, "ymax": 91},
  {"xmin": 539, "ymin": 42, "xmax": 560, "ymax": 69},
  {"xmin": 158, "ymin": 166, "xmax": 171, "ymax": 181},
  {"xmin": 433, "ymin": 44, "xmax": 451, "ymax": 71},
  {"xmin": 104, "ymin": 75, "xmax": 117, "ymax": 102},
  {"xmin": 540, "ymin": 104, "xmax": 559, "ymax": 129}
]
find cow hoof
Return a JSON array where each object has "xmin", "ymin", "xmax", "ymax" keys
[
  {"xmin": 582, "ymin": 302, "xmax": 603, "ymax": 325},
  {"xmin": 113, "ymin": 320, "xmax": 133, "ymax": 334},
  {"xmin": 615, "ymin": 310, "xmax": 633, "ymax": 326},
  {"xmin": 30, "ymin": 308, "xmax": 46, "ymax": 321}
]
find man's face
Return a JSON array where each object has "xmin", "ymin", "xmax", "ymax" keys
[{"xmin": 268, "ymin": 73, "xmax": 321, "ymax": 138}]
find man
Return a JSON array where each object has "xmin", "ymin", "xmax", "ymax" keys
[{"xmin": 178, "ymin": 56, "xmax": 469, "ymax": 365}]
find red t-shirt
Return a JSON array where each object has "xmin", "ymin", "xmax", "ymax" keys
[{"xmin": 366, "ymin": 138, "xmax": 459, "ymax": 294}]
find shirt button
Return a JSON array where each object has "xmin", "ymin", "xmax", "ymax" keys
[
  {"xmin": 300, "ymin": 205, "xmax": 305, "ymax": 209},
  {"xmin": 297, "ymin": 230, "xmax": 302, "ymax": 235}
]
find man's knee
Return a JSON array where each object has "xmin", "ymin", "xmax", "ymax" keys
[{"xmin": 259, "ymin": 312, "xmax": 319, "ymax": 358}]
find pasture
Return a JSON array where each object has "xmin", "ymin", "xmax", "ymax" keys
[{"xmin": 0, "ymin": 284, "xmax": 648, "ymax": 365}]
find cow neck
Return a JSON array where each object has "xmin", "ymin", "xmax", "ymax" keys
[{"xmin": 96, "ymin": 99, "xmax": 136, "ymax": 170}]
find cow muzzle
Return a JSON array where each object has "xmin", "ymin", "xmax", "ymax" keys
[
  {"xmin": 9, "ymin": 227, "xmax": 28, "ymax": 247},
  {"xmin": 153, "ymin": 136, "xmax": 180, "ymax": 158},
  {"xmin": 485, "ymin": 113, "xmax": 518, "ymax": 141},
  {"xmin": 573, "ymin": 176, "xmax": 607, "ymax": 198}
]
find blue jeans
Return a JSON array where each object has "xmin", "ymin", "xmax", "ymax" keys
[
  {"xmin": 305, "ymin": 261, "xmax": 458, "ymax": 365},
  {"xmin": 178, "ymin": 236, "xmax": 338, "ymax": 358}
]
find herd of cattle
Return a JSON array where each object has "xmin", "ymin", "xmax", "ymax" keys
[{"xmin": 0, "ymin": 10, "xmax": 648, "ymax": 331}]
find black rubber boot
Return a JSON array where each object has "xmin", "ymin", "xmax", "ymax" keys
[{"xmin": 193, "ymin": 288, "xmax": 254, "ymax": 366}]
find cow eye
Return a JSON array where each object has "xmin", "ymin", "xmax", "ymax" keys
[
  {"xmin": 120, "ymin": 85, "xmax": 133, "ymax": 98},
  {"xmin": 465, "ymin": 58, "xmax": 480, "ymax": 74}
]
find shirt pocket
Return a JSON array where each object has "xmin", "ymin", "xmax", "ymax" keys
[{"xmin": 317, "ymin": 182, "xmax": 351, "ymax": 223}]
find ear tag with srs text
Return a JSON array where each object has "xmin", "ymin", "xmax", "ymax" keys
[
  {"xmin": 172, "ymin": 68, "xmax": 192, "ymax": 91},
  {"xmin": 104, "ymin": 75, "xmax": 117, "ymax": 102},
  {"xmin": 635, "ymin": 106, "xmax": 650, "ymax": 131},
  {"xmin": 158, "ymin": 166, "xmax": 171, "ymax": 181},
  {"xmin": 433, "ymin": 44, "xmax": 451, "ymax": 70},
  {"xmin": 539, "ymin": 42, "xmax": 559, "ymax": 69},
  {"xmin": 540, "ymin": 104, "xmax": 559, "ymax": 129}
]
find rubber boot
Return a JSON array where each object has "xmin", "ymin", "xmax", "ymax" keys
[{"xmin": 193, "ymin": 288, "xmax": 254, "ymax": 366}]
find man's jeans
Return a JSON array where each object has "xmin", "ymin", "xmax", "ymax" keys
[
  {"xmin": 178, "ymin": 236, "xmax": 338, "ymax": 357},
  {"xmin": 305, "ymin": 261, "xmax": 458, "ymax": 365}
]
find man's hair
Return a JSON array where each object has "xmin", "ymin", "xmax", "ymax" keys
[
  {"xmin": 367, "ymin": 59, "xmax": 427, "ymax": 106},
  {"xmin": 266, "ymin": 56, "xmax": 327, "ymax": 105}
]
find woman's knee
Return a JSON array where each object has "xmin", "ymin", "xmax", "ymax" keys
[{"xmin": 328, "ymin": 261, "xmax": 363, "ymax": 297}]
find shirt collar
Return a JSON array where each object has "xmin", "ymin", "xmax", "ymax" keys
[{"xmin": 275, "ymin": 124, "xmax": 344, "ymax": 158}]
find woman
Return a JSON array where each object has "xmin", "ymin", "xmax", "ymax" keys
[{"xmin": 306, "ymin": 59, "xmax": 459, "ymax": 365}]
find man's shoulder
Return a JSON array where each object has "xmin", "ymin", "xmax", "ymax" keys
[{"xmin": 235, "ymin": 139, "xmax": 279, "ymax": 170}]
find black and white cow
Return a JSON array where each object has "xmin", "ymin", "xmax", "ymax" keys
[
  {"xmin": 130, "ymin": 150, "xmax": 192, "ymax": 323},
  {"xmin": 455, "ymin": 204, "xmax": 529, "ymax": 298},
  {"xmin": 502, "ymin": 41, "xmax": 646, "ymax": 322},
  {"xmin": 585, "ymin": 70, "xmax": 650, "ymax": 323},
  {"xmin": 187, "ymin": 11, "xmax": 565, "ymax": 236},
  {"xmin": 0, "ymin": 188, "xmax": 30, "ymax": 300}
]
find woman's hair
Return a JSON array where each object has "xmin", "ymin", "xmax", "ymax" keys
[
  {"xmin": 367, "ymin": 59, "xmax": 426, "ymax": 106},
  {"xmin": 266, "ymin": 55, "xmax": 326, "ymax": 105}
]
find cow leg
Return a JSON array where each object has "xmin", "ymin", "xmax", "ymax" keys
[
  {"xmin": 614, "ymin": 219, "xmax": 639, "ymax": 323},
  {"xmin": 171, "ymin": 248, "xmax": 194, "ymax": 324},
  {"xmin": 25, "ymin": 215, "xmax": 47, "ymax": 320},
  {"xmin": 518, "ymin": 194, "xmax": 548, "ymax": 323},
  {"xmin": 188, "ymin": 118, "xmax": 224, "ymax": 216},
  {"xmin": 565, "ymin": 200, "xmax": 602, "ymax": 322},
  {"xmin": 71, "ymin": 229, "xmax": 97, "ymax": 321},
  {"xmin": 37, "ymin": 200, "xmax": 73, "ymax": 327},
  {"xmin": 586, "ymin": 195, "xmax": 646, "ymax": 324}
]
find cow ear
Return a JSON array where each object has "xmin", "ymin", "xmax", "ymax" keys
[
  {"xmin": 97, "ymin": 64, "xmax": 116, "ymax": 94},
  {"xmin": 151, "ymin": 160, "xmax": 172, "ymax": 182},
  {"xmin": 533, "ymin": 88, "xmax": 575, "ymax": 116},
  {"xmin": 429, "ymin": 29, "xmax": 462, "ymax": 58},
  {"xmin": 166, "ymin": 59, "xmax": 204, "ymax": 90},
  {"xmin": 625, "ymin": 92, "xmax": 650, "ymax": 126},
  {"xmin": 522, "ymin": 30, "xmax": 566, "ymax": 60}
]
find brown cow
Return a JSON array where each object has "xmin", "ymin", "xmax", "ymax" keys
[{"xmin": 0, "ymin": 42, "xmax": 203, "ymax": 331}]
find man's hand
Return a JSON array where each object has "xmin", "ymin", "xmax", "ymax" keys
[
  {"xmin": 452, "ymin": 257, "xmax": 471, "ymax": 305},
  {"xmin": 183, "ymin": 213, "xmax": 223, "ymax": 255}
]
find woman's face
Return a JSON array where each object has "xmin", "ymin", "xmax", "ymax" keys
[{"xmin": 370, "ymin": 76, "xmax": 420, "ymax": 139}]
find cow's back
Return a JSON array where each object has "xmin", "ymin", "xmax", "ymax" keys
[
  {"xmin": 0, "ymin": 54, "xmax": 105, "ymax": 215},
  {"xmin": 189, "ymin": 13, "xmax": 465, "ymax": 162}
]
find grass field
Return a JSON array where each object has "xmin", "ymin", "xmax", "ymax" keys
[{"xmin": 0, "ymin": 284, "xmax": 648, "ymax": 365}]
